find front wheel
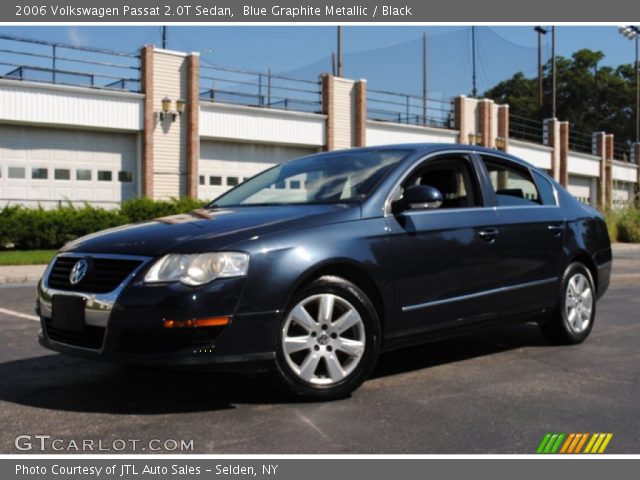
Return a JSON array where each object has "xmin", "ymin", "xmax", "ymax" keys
[
  {"xmin": 540, "ymin": 262, "xmax": 596, "ymax": 345},
  {"xmin": 271, "ymin": 276, "xmax": 381, "ymax": 400}
]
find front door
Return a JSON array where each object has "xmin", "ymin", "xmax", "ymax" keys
[{"xmin": 385, "ymin": 153, "xmax": 502, "ymax": 339}]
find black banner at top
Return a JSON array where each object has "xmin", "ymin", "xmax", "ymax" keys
[{"xmin": 4, "ymin": 0, "xmax": 640, "ymax": 22}]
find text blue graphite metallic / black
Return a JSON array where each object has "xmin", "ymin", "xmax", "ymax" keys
[{"xmin": 37, "ymin": 144, "xmax": 612, "ymax": 399}]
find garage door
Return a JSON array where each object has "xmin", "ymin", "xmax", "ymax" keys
[
  {"xmin": 613, "ymin": 181, "xmax": 635, "ymax": 208},
  {"xmin": 568, "ymin": 175, "xmax": 595, "ymax": 206},
  {"xmin": 0, "ymin": 125, "xmax": 137, "ymax": 208},
  {"xmin": 199, "ymin": 141, "xmax": 317, "ymax": 201}
]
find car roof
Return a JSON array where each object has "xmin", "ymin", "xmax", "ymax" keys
[{"xmin": 334, "ymin": 143, "xmax": 538, "ymax": 171}]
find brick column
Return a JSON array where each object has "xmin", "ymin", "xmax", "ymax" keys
[
  {"xmin": 544, "ymin": 118, "xmax": 560, "ymax": 181},
  {"xmin": 185, "ymin": 53, "xmax": 200, "ymax": 199},
  {"xmin": 354, "ymin": 79, "xmax": 367, "ymax": 147},
  {"xmin": 605, "ymin": 134, "xmax": 614, "ymax": 209},
  {"xmin": 593, "ymin": 132, "xmax": 607, "ymax": 210},
  {"xmin": 478, "ymin": 99, "xmax": 494, "ymax": 148},
  {"xmin": 140, "ymin": 45, "xmax": 154, "ymax": 198},
  {"xmin": 453, "ymin": 96, "xmax": 467, "ymax": 144},
  {"xmin": 321, "ymin": 74, "xmax": 358, "ymax": 151},
  {"xmin": 321, "ymin": 74, "xmax": 334, "ymax": 151},
  {"xmin": 496, "ymin": 104, "xmax": 509, "ymax": 151},
  {"xmin": 558, "ymin": 121, "xmax": 569, "ymax": 188}
]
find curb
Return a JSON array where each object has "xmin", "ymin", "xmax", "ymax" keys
[{"xmin": 0, "ymin": 275, "xmax": 43, "ymax": 285}]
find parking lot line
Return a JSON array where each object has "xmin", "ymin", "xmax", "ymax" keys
[{"xmin": 0, "ymin": 307, "xmax": 39, "ymax": 322}]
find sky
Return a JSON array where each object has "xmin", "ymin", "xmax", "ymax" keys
[{"xmin": 0, "ymin": 25, "xmax": 636, "ymax": 99}]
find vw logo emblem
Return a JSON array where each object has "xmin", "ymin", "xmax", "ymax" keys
[{"xmin": 69, "ymin": 259, "xmax": 89, "ymax": 285}]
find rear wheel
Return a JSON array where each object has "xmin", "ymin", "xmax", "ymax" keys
[
  {"xmin": 540, "ymin": 262, "xmax": 596, "ymax": 345},
  {"xmin": 272, "ymin": 276, "xmax": 381, "ymax": 400}
]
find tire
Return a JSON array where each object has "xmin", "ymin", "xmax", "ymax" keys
[
  {"xmin": 271, "ymin": 275, "xmax": 381, "ymax": 401},
  {"xmin": 540, "ymin": 262, "xmax": 596, "ymax": 345}
]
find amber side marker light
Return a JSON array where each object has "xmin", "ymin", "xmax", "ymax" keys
[{"xmin": 163, "ymin": 317, "xmax": 230, "ymax": 328}]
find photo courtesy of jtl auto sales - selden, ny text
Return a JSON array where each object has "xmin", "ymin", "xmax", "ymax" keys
[{"xmin": 0, "ymin": 0, "xmax": 640, "ymax": 479}]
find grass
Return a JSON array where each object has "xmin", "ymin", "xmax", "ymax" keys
[{"xmin": 0, "ymin": 249, "xmax": 56, "ymax": 266}]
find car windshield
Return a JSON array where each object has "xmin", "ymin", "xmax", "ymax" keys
[{"xmin": 209, "ymin": 149, "xmax": 410, "ymax": 207}]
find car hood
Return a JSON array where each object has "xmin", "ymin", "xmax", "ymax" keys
[{"xmin": 60, "ymin": 204, "xmax": 360, "ymax": 256}]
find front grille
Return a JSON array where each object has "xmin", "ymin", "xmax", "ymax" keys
[
  {"xmin": 117, "ymin": 328, "xmax": 225, "ymax": 354},
  {"xmin": 47, "ymin": 256, "xmax": 143, "ymax": 293},
  {"xmin": 44, "ymin": 318, "xmax": 106, "ymax": 350}
]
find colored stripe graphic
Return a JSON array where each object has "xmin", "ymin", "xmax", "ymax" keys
[{"xmin": 538, "ymin": 433, "xmax": 613, "ymax": 454}]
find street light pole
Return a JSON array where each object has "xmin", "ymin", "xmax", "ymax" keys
[
  {"xmin": 618, "ymin": 25, "xmax": 640, "ymax": 144},
  {"xmin": 636, "ymin": 35, "xmax": 640, "ymax": 143},
  {"xmin": 535, "ymin": 26, "xmax": 550, "ymax": 116}
]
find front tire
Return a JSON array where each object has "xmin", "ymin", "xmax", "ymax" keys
[
  {"xmin": 272, "ymin": 276, "xmax": 381, "ymax": 401},
  {"xmin": 540, "ymin": 262, "xmax": 596, "ymax": 345}
]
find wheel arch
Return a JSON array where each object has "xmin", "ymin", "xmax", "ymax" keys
[
  {"xmin": 567, "ymin": 251, "xmax": 599, "ymax": 294},
  {"xmin": 289, "ymin": 260, "xmax": 387, "ymax": 335}
]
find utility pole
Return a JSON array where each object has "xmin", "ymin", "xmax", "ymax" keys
[
  {"xmin": 618, "ymin": 25, "xmax": 640, "ymax": 143},
  {"xmin": 162, "ymin": 26, "xmax": 167, "ymax": 49},
  {"xmin": 471, "ymin": 26, "xmax": 477, "ymax": 97},
  {"xmin": 422, "ymin": 32, "xmax": 428, "ymax": 126},
  {"xmin": 337, "ymin": 26, "xmax": 343, "ymax": 77},
  {"xmin": 551, "ymin": 26, "xmax": 557, "ymax": 119}
]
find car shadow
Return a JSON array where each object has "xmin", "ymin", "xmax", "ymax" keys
[{"xmin": 0, "ymin": 322, "xmax": 549, "ymax": 414}]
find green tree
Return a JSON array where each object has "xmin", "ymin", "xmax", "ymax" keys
[{"xmin": 484, "ymin": 49, "xmax": 636, "ymax": 147}]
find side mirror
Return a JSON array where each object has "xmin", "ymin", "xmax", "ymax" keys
[{"xmin": 401, "ymin": 185, "xmax": 444, "ymax": 211}]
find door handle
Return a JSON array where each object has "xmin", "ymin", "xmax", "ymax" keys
[
  {"xmin": 478, "ymin": 228, "xmax": 499, "ymax": 242},
  {"xmin": 547, "ymin": 224, "xmax": 565, "ymax": 236}
]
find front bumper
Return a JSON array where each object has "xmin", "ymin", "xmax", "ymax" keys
[{"xmin": 37, "ymin": 253, "xmax": 280, "ymax": 370}]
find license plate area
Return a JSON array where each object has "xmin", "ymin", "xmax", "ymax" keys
[{"xmin": 51, "ymin": 295, "xmax": 86, "ymax": 333}]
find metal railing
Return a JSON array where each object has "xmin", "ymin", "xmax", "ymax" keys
[
  {"xmin": 367, "ymin": 89, "xmax": 453, "ymax": 129},
  {"xmin": 0, "ymin": 34, "xmax": 141, "ymax": 92},
  {"xmin": 200, "ymin": 64, "xmax": 322, "ymax": 114},
  {"xmin": 614, "ymin": 141, "xmax": 631, "ymax": 162},
  {"xmin": 569, "ymin": 129, "xmax": 594, "ymax": 155},
  {"xmin": 509, "ymin": 114, "xmax": 543, "ymax": 144}
]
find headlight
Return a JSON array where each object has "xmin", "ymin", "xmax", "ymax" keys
[{"xmin": 144, "ymin": 252, "xmax": 250, "ymax": 286}]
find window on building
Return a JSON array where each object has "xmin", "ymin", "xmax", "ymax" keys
[
  {"xmin": 118, "ymin": 171, "xmax": 133, "ymax": 183},
  {"xmin": 76, "ymin": 169, "xmax": 92, "ymax": 181},
  {"xmin": 97, "ymin": 170, "xmax": 113, "ymax": 182},
  {"xmin": 227, "ymin": 177, "xmax": 239, "ymax": 186},
  {"xmin": 8, "ymin": 167, "xmax": 25, "ymax": 179},
  {"xmin": 209, "ymin": 176, "xmax": 222, "ymax": 186},
  {"xmin": 54, "ymin": 169, "xmax": 71, "ymax": 180},
  {"xmin": 199, "ymin": 175, "xmax": 205, "ymax": 185},
  {"xmin": 31, "ymin": 168, "xmax": 48, "ymax": 180}
]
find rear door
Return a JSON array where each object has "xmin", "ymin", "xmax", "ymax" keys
[{"xmin": 478, "ymin": 154, "xmax": 565, "ymax": 316}]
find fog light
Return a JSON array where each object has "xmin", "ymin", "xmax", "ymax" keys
[{"xmin": 163, "ymin": 316, "xmax": 230, "ymax": 328}]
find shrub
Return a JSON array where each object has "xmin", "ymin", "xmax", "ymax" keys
[
  {"xmin": 617, "ymin": 208, "xmax": 640, "ymax": 243},
  {"xmin": 0, "ymin": 197, "xmax": 207, "ymax": 250}
]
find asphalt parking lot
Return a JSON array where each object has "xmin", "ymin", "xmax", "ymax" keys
[{"xmin": 1, "ymin": 249, "xmax": 639, "ymax": 454}]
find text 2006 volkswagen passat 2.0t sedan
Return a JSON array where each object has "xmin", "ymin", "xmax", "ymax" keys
[{"xmin": 37, "ymin": 144, "xmax": 611, "ymax": 400}]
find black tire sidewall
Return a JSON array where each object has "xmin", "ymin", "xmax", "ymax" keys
[{"xmin": 273, "ymin": 276, "xmax": 381, "ymax": 400}]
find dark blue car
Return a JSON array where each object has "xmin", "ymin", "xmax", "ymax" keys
[{"xmin": 37, "ymin": 144, "xmax": 612, "ymax": 400}]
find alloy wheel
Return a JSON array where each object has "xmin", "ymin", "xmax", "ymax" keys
[
  {"xmin": 565, "ymin": 272, "xmax": 593, "ymax": 333},
  {"xmin": 281, "ymin": 293, "xmax": 366, "ymax": 385}
]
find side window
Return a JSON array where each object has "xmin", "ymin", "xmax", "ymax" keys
[
  {"xmin": 533, "ymin": 171, "xmax": 557, "ymax": 206},
  {"xmin": 481, "ymin": 157, "xmax": 542, "ymax": 207},
  {"xmin": 402, "ymin": 155, "xmax": 482, "ymax": 209}
]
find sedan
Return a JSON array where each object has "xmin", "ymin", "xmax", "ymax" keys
[{"xmin": 37, "ymin": 144, "xmax": 612, "ymax": 400}]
